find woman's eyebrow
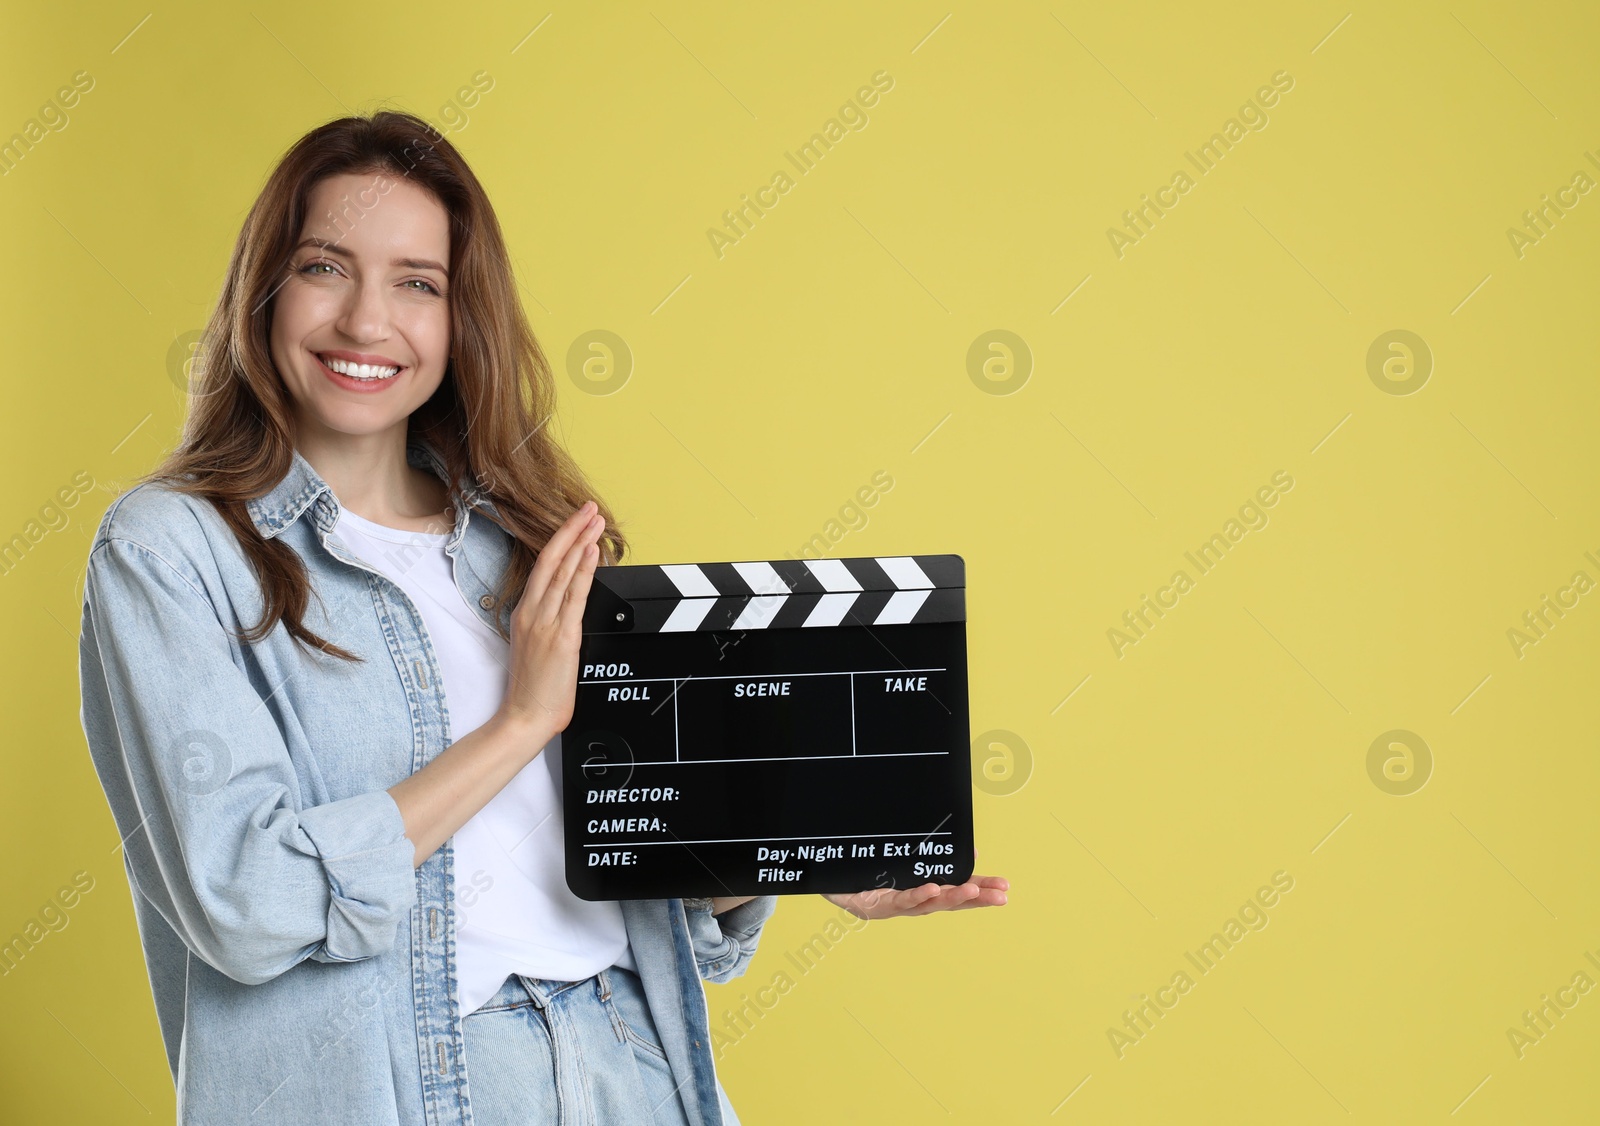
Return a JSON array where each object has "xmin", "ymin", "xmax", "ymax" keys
[{"xmin": 294, "ymin": 236, "xmax": 449, "ymax": 277}]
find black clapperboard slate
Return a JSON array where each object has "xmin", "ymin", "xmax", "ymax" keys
[{"xmin": 561, "ymin": 554, "xmax": 973, "ymax": 900}]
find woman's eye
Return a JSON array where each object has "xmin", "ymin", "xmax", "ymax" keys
[{"xmin": 296, "ymin": 260, "xmax": 439, "ymax": 295}]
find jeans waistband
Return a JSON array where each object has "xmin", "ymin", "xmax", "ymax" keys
[{"xmin": 474, "ymin": 968, "xmax": 615, "ymax": 1014}]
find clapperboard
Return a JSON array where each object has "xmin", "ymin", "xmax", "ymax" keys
[{"xmin": 561, "ymin": 554, "xmax": 974, "ymax": 899}]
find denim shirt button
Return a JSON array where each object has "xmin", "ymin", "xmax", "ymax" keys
[{"xmin": 478, "ymin": 595, "xmax": 493, "ymax": 609}]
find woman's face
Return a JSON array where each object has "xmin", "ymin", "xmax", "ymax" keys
[{"xmin": 269, "ymin": 170, "xmax": 452, "ymax": 445}]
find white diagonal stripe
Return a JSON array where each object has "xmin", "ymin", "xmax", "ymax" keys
[
  {"xmin": 661, "ymin": 564, "xmax": 718, "ymax": 597},
  {"xmin": 873, "ymin": 589, "xmax": 930, "ymax": 624},
  {"xmin": 731, "ymin": 561, "xmax": 790, "ymax": 595},
  {"xmin": 802, "ymin": 558, "xmax": 862, "ymax": 592},
  {"xmin": 733, "ymin": 595, "xmax": 787, "ymax": 629},
  {"xmin": 802, "ymin": 592, "xmax": 858, "ymax": 626},
  {"xmin": 875, "ymin": 556, "xmax": 933, "ymax": 589},
  {"xmin": 661, "ymin": 597, "xmax": 717, "ymax": 631}
]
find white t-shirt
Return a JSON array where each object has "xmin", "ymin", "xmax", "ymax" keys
[{"xmin": 332, "ymin": 504, "xmax": 635, "ymax": 1016}]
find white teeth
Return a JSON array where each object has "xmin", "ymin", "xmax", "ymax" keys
[{"xmin": 320, "ymin": 354, "xmax": 402, "ymax": 380}]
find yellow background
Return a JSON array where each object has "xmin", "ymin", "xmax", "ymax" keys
[{"xmin": 3, "ymin": 1, "xmax": 1597, "ymax": 1122}]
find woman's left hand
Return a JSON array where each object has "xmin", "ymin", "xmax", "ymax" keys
[{"xmin": 822, "ymin": 874, "xmax": 1009, "ymax": 920}]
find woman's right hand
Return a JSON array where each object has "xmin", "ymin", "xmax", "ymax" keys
[
  {"xmin": 499, "ymin": 500, "xmax": 606, "ymax": 742},
  {"xmin": 389, "ymin": 501, "xmax": 608, "ymax": 866}
]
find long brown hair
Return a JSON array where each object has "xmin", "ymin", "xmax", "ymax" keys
[{"xmin": 135, "ymin": 109, "xmax": 627, "ymax": 661}]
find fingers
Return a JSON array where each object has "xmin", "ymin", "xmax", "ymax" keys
[
  {"xmin": 914, "ymin": 883, "xmax": 979, "ymax": 914},
  {"xmin": 842, "ymin": 886, "xmax": 906, "ymax": 919},
  {"xmin": 853, "ymin": 887, "xmax": 899, "ymax": 916},
  {"xmin": 823, "ymin": 873, "xmax": 1011, "ymax": 920},
  {"xmin": 875, "ymin": 884, "xmax": 941, "ymax": 918},
  {"xmin": 537, "ymin": 514, "xmax": 605, "ymax": 626},
  {"xmin": 559, "ymin": 541, "xmax": 600, "ymax": 634},
  {"xmin": 524, "ymin": 501, "xmax": 598, "ymax": 608},
  {"xmin": 523, "ymin": 504, "xmax": 588, "ymax": 608},
  {"xmin": 929, "ymin": 879, "xmax": 1008, "ymax": 912},
  {"xmin": 892, "ymin": 878, "xmax": 1009, "ymax": 916}
]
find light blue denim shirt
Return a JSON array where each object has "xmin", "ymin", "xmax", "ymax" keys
[{"xmin": 76, "ymin": 435, "xmax": 777, "ymax": 1125}]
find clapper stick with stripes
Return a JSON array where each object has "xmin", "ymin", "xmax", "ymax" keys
[{"xmin": 561, "ymin": 554, "xmax": 975, "ymax": 899}]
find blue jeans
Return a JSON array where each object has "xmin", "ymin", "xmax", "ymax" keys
[{"xmin": 462, "ymin": 966, "xmax": 703, "ymax": 1125}]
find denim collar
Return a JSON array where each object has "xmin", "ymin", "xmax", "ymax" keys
[{"xmin": 246, "ymin": 436, "xmax": 497, "ymax": 548}]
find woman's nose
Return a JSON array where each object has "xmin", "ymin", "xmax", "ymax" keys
[{"xmin": 336, "ymin": 279, "xmax": 394, "ymax": 342}]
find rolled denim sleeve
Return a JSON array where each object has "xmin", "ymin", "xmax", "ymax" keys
[
  {"xmin": 682, "ymin": 896, "xmax": 778, "ymax": 983},
  {"xmin": 79, "ymin": 536, "xmax": 418, "ymax": 986}
]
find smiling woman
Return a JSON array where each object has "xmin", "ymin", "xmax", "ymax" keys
[
  {"xmin": 75, "ymin": 109, "xmax": 783, "ymax": 1126},
  {"xmin": 77, "ymin": 106, "xmax": 1005, "ymax": 1126}
]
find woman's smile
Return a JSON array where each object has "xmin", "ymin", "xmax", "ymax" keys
[{"xmin": 311, "ymin": 348, "xmax": 407, "ymax": 392}]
